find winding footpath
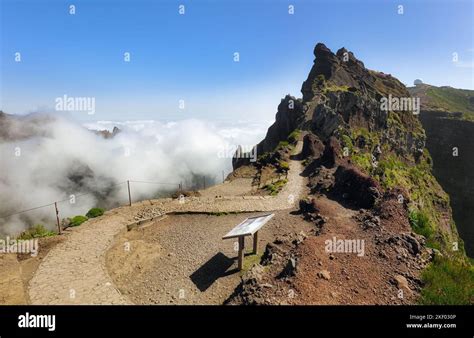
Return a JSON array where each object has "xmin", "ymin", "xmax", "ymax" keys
[{"xmin": 28, "ymin": 142, "xmax": 305, "ymax": 304}]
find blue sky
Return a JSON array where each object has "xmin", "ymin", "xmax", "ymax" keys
[{"xmin": 1, "ymin": 0, "xmax": 473, "ymax": 121}]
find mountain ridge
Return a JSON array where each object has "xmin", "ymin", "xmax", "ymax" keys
[
  {"xmin": 229, "ymin": 42, "xmax": 472, "ymax": 305},
  {"xmin": 408, "ymin": 83, "xmax": 474, "ymax": 120}
]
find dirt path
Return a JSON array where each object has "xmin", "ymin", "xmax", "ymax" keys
[
  {"xmin": 0, "ymin": 236, "xmax": 65, "ymax": 305},
  {"xmin": 28, "ymin": 142, "xmax": 306, "ymax": 305},
  {"xmin": 28, "ymin": 213, "xmax": 133, "ymax": 304},
  {"xmin": 199, "ymin": 178, "xmax": 254, "ymax": 197}
]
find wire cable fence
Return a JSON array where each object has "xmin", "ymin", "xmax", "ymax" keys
[
  {"xmin": 0, "ymin": 170, "xmax": 229, "ymax": 236},
  {"xmin": 0, "ymin": 179, "xmax": 187, "ymax": 236}
]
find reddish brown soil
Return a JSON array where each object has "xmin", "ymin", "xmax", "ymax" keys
[
  {"xmin": 292, "ymin": 197, "xmax": 411, "ymax": 304},
  {"xmin": 228, "ymin": 193, "xmax": 433, "ymax": 305}
]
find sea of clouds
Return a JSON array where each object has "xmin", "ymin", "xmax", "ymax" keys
[{"xmin": 0, "ymin": 114, "xmax": 269, "ymax": 235}]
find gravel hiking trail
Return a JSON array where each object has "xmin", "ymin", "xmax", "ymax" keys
[
  {"xmin": 107, "ymin": 211, "xmax": 313, "ymax": 304},
  {"xmin": 28, "ymin": 141, "xmax": 305, "ymax": 304}
]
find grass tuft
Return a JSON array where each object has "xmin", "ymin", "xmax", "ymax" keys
[
  {"xmin": 419, "ymin": 256, "xmax": 474, "ymax": 305},
  {"xmin": 17, "ymin": 224, "xmax": 56, "ymax": 240}
]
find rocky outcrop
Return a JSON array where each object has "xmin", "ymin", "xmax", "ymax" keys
[
  {"xmin": 303, "ymin": 44, "xmax": 425, "ymax": 161},
  {"xmin": 225, "ymin": 233, "xmax": 305, "ymax": 305},
  {"xmin": 255, "ymin": 95, "xmax": 305, "ymax": 155},
  {"xmin": 332, "ymin": 164, "xmax": 381, "ymax": 209},
  {"xmin": 0, "ymin": 111, "xmax": 54, "ymax": 141},
  {"xmin": 302, "ymin": 43, "xmax": 409, "ymax": 103},
  {"xmin": 302, "ymin": 43, "xmax": 362, "ymax": 102},
  {"xmin": 301, "ymin": 133, "xmax": 324, "ymax": 159},
  {"xmin": 319, "ymin": 136, "xmax": 343, "ymax": 168},
  {"xmin": 94, "ymin": 126, "xmax": 121, "ymax": 139}
]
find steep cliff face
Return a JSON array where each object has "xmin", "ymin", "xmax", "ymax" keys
[
  {"xmin": 255, "ymin": 95, "xmax": 305, "ymax": 155},
  {"xmin": 419, "ymin": 111, "xmax": 474, "ymax": 257},
  {"xmin": 229, "ymin": 43, "xmax": 472, "ymax": 305},
  {"xmin": 407, "ymin": 84, "xmax": 474, "ymax": 257}
]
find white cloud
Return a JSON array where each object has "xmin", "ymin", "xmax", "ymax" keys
[{"xmin": 0, "ymin": 115, "xmax": 268, "ymax": 235}]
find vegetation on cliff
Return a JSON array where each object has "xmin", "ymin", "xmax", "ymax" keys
[{"xmin": 408, "ymin": 84, "xmax": 474, "ymax": 121}]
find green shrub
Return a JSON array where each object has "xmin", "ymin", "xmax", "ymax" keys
[
  {"xmin": 419, "ymin": 256, "xmax": 474, "ymax": 305},
  {"xmin": 265, "ymin": 179, "xmax": 288, "ymax": 196},
  {"xmin": 341, "ymin": 134, "xmax": 353, "ymax": 155},
  {"xmin": 278, "ymin": 161, "xmax": 290, "ymax": 171},
  {"xmin": 350, "ymin": 127, "xmax": 380, "ymax": 149},
  {"xmin": 69, "ymin": 215, "xmax": 88, "ymax": 227},
  {"xmin": 240, "ymin": 253, "xmax": 264, "ymax": 276},
  {"xmin": 86, "ymin": 207, "xmax": 105, "ymax": 218},
  {"xmin": 17, "ymin": 224, "xmax": 56, "ymax": 240},
  {"xmin": 277, "ymin": 141, "xmax": 289, "ymax": 149},
  {"xmin": 409, "ymin": 210, "xmax": 434, "ymax": 239},
  {"xmin": 351, "ymin": 152, "xmax": 372, "ymax": 173},
  {"xmin": 287, "ymin": 129, "xmax": 301, "ymax": 143}
]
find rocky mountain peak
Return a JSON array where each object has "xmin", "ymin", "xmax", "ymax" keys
[
  {"xmin": 234, "ymin": 42, "xmax": 426, "ymax": 175},
  {"xmin": 302, "ymin": 43, "xmax": 408, "ymax": 103}
]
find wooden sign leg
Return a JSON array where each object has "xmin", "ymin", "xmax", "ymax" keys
[
  {"xmin": 253, "ymin": 231, "xmax": 258, "ymax": 254},
  {"xmin": 238, "ymin": 236, "xmax": 245, "ymax": 271}
]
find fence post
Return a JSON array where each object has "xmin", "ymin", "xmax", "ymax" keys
[
  {"xmin": 127, "ymin": 180, "xmax": 132, "ymax": 206},
  {"xmin": 54, "ymin": 202, "xmax": 61, "ymax": 235}
]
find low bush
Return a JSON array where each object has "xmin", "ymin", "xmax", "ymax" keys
[
  {"xmin": 287, "ymin": 129, "xmax": 301, "ymax": 143},
  {"xmin": 17, "ymin": 224, "xmax": 56, "ymax": 240},
  {"xmin": 86, "ymin": 207, "xmax": 105, "ymax": 218},
  {"xmin": 69, "ymin": 215, "xmax": 88, "ymax": 227},
  {"xmin": 278, "ymin": 161, "xmax": 290, "ymax": 172},
  {"xmin": 265, "ymin": 179, "xmax": 288, "ymax": 196}
]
